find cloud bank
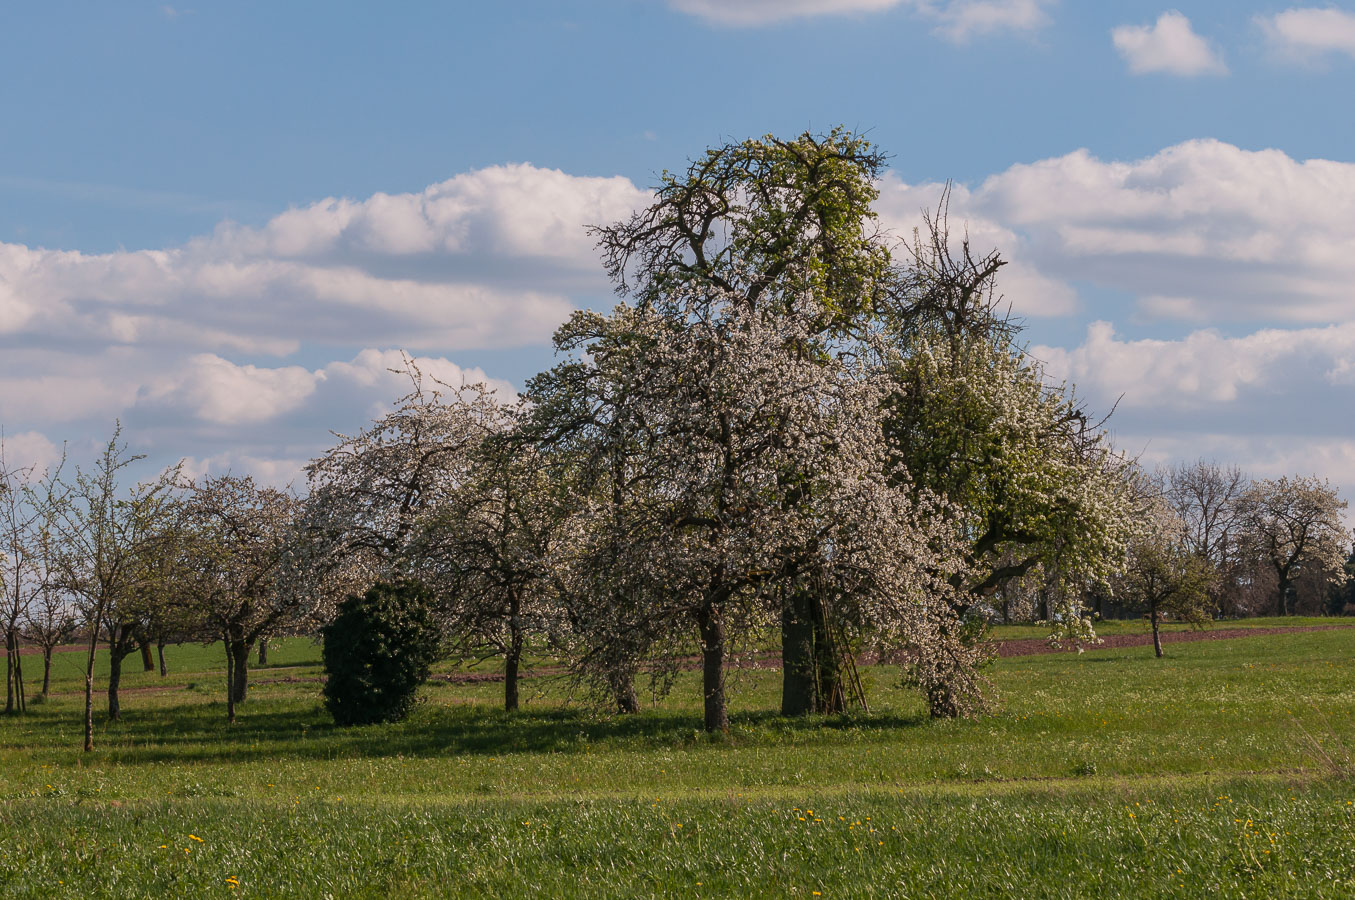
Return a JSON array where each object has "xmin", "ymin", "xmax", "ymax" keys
[
  {"xmin": 3, "ymin": 140, "xmax": 1354, "ymax": 500},
  {"xmin": 667, "ymin": 0, "xmax": 1054, "ymax": 40}
]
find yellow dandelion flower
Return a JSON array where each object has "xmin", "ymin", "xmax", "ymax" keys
[{"xmin": 189, "ymin": 834, "xmax": 204, "ymax": 842}]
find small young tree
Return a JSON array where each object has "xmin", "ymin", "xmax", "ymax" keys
[
  {"xmin": 22, "ymin": 582, "xmax": 76, "ymax": 698},
  {"xmin": 321, "ymin": 580, "xmax": 441, "ymax": 726},
  {"xmin": 1115, "ymin": 496, "xmax": 1217, "ymax": 657},
  {"xmin": 0, "ymin": 441, "xmax": 68, "ymax": 713},
  {"xmin": 53, "ymin": 426, "xmax": 178, "ymax": 748}
]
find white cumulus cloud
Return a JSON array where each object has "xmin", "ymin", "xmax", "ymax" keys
[
  {"xmin": 973, "ymin": 140, "xmax": 1355, "ymax": 324},
  {"xmin": 1259, "ymin": 7, "xmax": 1355, "ymax": 60},
  {"xmin": 1032, "ymin": 321, "xmax": 1355, "ymax": 510},
  {"xmin": 1112, "ymin": 11, "xmax": 1227, "ymax": 76}
]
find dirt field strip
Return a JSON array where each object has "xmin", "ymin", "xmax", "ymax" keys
[{"xmin": 990, "ymin": 624, "xmax": 1353, "ymax": 658}]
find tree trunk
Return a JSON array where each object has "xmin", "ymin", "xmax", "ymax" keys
[
  {"xmin": 697, "ymin": 603, "xmax": 728, "ymax": 733},
  {"xmin": 157, "ymin": 642, "xmax": 167, "ymax": 677},
  {"xmin": 229, "ymin": 635, "xmax": 250, "ymax": 705},
  {"xmin": 781, "ymin": 588, "xmax": 817, "ymax": 716},
  {"xmin": 1150, "ymin": 601, "xmax": 1163, "ymax": 658},
  {"xmin": 613, "ymin": 672, "xmax": 640, "ymax": 714},
  {"xmin": 812, "ymin": 598, "xmax": 845, "ymax": 715},
  {"xmin": 504, "ymin": 594, "xmax": 523, "ymax": 712},
  {"xmin": 107, "ymin": 648, "xmax": 124, "ymax": 721},
  {"xmin": 140, "ymin": 640, "xmax": 154, "ymax": 672},
  {"xmin": 13, "ymin": 642, "xmax": 24, "ymax": 714},
  {"xmin": 5, "ymin": 630, "xmax": 14, "ymax": 714},
  {"xmin": 224, "ymin": 635, "xmax": 236, "ymax": 724},
  {"xmin": 1276, "ymin": 569, "xmax": 1292, "ymax": 617},
  {"xmin": 106, "ymin": 623, "xmax": 136, "ymax": 721},
  {"xmin": 41, "ymin": 646, "xmax": 52, "ymax": 697},
  {"xmin": 257, "ymin": 639, "xmax": 268, "ymax": 666},
  {"xmin": 83, "ymin": 612, "xmax": 104, "ymax": 752}
]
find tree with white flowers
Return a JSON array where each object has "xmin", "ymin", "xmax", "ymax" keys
[
  {"xmin": 303, "ymin": 365, "xmax": 504, "ymax": 601},
  {"xmin": 1237, "ymin": 476, "xmax": 1349, "ymax": 617},
  {"xmin": 533, "ymin": 280, "xmax": 981, "ymax": 729},
  {"xmin": 413, "ymin": 422, "xmax": 565, "ymax": 712},
  {"xmin": 178, "ymin": 474, "xmax": 302, "ymax": 721}
]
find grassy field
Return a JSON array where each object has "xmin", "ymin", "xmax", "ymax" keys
[{"xmin": 1, "ymin": 620, "xmax": 1354, "ymax": 897}]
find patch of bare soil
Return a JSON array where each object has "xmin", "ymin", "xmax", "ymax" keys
[{"xmin": 989, "ymin": 624, "xmax": 1352, "ymax": 658}]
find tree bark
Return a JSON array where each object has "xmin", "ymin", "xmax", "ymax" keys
[
  {"xmin": 1276, "ymin": 568, "xmax": 1292, "ymax": 617},
  {"xmin": 140, "ymin": 640, "xmax": 154, "ymax": 672},
  {"xmin": 157, "ymin": 642, "xmax": 167, "ymax": 677},
  {"xmin": 5, "ymin": 629, "xmax": 15, "ymax": 714},
  {"xmin": 613, "ymin": 672, "xmax": 640, "ymax": 714},
  {"xmin": 781, "ymin": 588, "xmax": 817, "ymax": 716},
  {"xmin": 1150, "ymin": 600, "xmax": 1163, "ymax": 658},
  {"xmin": 83, "ymin": 618, "xmax": 102, "ymax": 752},
  {"xmin": 106, "ymin": 623, "xmax": 137, "ymax": 721},
  {"xmin": 224, "ymin": 635, "xmax": 236, "ymax": 724},
  {"xmin": 229, "ymin": 635, "xmax": 250, "ymax": 705},
  {"xmin": 13, "ymin": 642, "xmax": 24, "ymax": 714},
  {"xmin": 257, "ymin": 639, "xmax": 268, "ymax": 666},
  {"xmin": 697, "ymin": 603, "xmax": 729, "ymax": 733},
  {"xmin": 107, "ymin": 647, "xmax": 124, "ymax": 721},
  {"xmin": 504, "ymin": 593, "xmax": 523, "ymax": 712},
  {"xmin": 41, "ymin": 646, "xmax": 52, "ymax": 697}
]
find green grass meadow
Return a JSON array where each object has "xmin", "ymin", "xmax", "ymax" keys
[{"xmin": 2, "ymin": 621, "xmax": 1354, "ymax": 897}]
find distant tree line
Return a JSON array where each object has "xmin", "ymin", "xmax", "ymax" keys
[{"xmin": 0, "ymin": 130, "xmax": 1349, "ymax": 745}]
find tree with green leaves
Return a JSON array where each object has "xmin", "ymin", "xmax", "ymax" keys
[
  {"xmin": 322, "ymin": 579, "xmax": 441, "ymax": 726},
  {"xmin": 880, "ymin": 327, "xmax": 1136, "ymax": 615}
]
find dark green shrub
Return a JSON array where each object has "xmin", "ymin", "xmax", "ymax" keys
[{"xmin": 321, "ymin": 580, "xmax": 441, "ymax": 726}]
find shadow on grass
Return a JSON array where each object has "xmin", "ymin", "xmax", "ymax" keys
[{"xmin": 73, "ymin": 696, "xmax": 927, "ymax": 766}]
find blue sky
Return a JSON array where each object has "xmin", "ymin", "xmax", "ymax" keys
[{"xmin": 1, "ymin": 1, "xmax": 1354, "ymax": 502}]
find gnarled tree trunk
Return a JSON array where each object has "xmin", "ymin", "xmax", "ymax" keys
[
  {"xmin": 106, "ymin": 622, "xmax": 139, "ymax": 721},
  {"xmin": 697, "ymin": 601, "xmax": 728, "ymax": 733},
  {"xmin": 229, "ymin": 634, "xmax": 250, "ymax": 705}
]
